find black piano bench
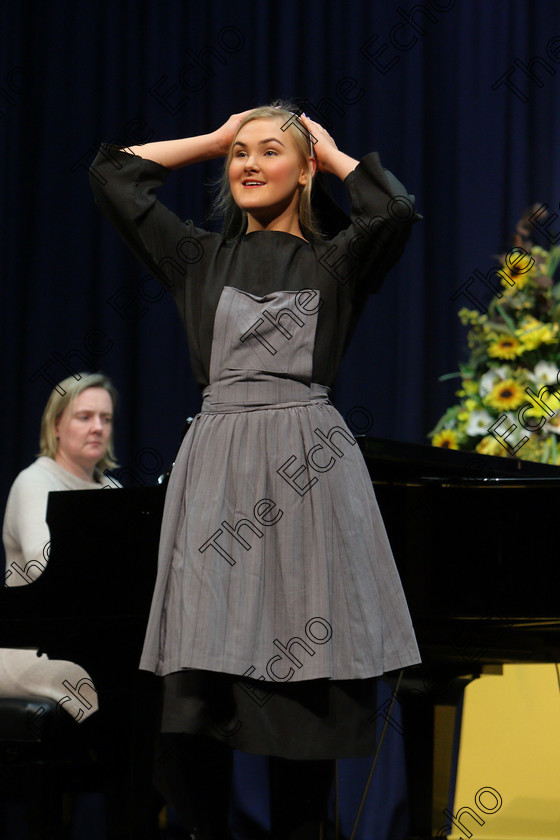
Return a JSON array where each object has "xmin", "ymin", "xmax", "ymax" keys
[{"xmin": 0, "ymin": 696, "xmax": 96, "ymax": 840}]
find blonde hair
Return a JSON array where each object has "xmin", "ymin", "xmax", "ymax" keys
[
  {"xmin": 213, "ymin": 100, "xmax": 319, "ymax": 241},
  {"xmin": 39, "ymin": 373, "xmax": 118, "ymax": 473}
]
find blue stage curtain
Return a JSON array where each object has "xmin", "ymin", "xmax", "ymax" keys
[{"xmin": 4, "ymin": 0, "xmax": 560, "ymax": 507}]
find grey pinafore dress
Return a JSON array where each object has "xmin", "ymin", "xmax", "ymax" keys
[{"xmin": 90, "ymin": 145, "xmax": 421, "ymax": 758}]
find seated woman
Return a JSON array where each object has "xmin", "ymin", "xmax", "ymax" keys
[{"xmin": 0, "ymin": 372, "xmax": 119, "ymax": 722}]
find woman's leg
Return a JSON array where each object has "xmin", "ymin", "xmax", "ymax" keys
[
  {"xmin": 269, "ymin": 757, "xmax": 334, "ymax": 840},
  {"xmin": 154, "ymin": 732, "xmax": 233, "ymax": 839}
]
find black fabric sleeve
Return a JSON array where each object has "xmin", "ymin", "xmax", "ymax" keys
[
  {"xmin": 315, "ymin": 152, "xmax": 421, "ymax": 295},
  {"xmin": 89, "ymin": 145, "xmax": 214, "ymax": 292}
]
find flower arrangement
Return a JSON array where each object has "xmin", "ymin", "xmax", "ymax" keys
[{"xmin": 429, "ymin": 207, "xmax": 560, "ymax": 462}]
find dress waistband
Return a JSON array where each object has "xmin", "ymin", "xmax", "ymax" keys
[{"xmin": 201, "ymin": 380, "xmax": 331, "ymax": 415}]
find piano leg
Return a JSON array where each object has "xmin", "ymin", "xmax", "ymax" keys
[
  {"xmin": 388, "ymin": 672, "xmax": 476, "ymax": 839},
  {"xmin": 432, "ymin": 702, "xmax": 463, "ymax": 832},
  {"xmin": 79, "ymin": 671, "xmax": 163, "ymax": 840},
  {"xmin": 268, "ymin": 756, "xmax": 333, "ymax": 838},
  {"xmin": 127, "ymin": 672, "xmax": 165, "ymax": 839},
  {"xmin": 399, "ymin": 684, "xmax": 434, "ymax": 838}
]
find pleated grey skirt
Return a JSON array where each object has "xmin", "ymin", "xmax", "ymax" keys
[{"xmin": 140, "ymin": 385, "xmax": 419, "ymax": 683}]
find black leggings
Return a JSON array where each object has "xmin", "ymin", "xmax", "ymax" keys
[
  {"xmin": 154, "ymin": 733, "xmax": 233, "ymax": 838},
  {"xmin": 269, "ymin": 755, "xmax": 334, "ymax": 839},
  {"xmin": 154, "ymin": 734, "xmax": 334, "ymax": 839}
]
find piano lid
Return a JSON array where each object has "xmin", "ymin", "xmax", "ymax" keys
[{"xmin": 357, "ymin": 435, "xmax": 560, "ymax": 484}]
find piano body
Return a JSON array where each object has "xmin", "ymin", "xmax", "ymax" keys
[
  {"xmin": 357, "ymin": 436, "xmax": 560, "ymax": 836},
  {"xmin": 0, "ymin": 486, "xmax": 166, "ymax": 838},
  {"xmin": 1, "ymin": 440, "xmax": 559, "ymax": 838}
]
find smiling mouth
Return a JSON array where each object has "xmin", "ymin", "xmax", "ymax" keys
[{"xmin": 242, "ymin": 180, "xmax": 266, "ymax": 188}]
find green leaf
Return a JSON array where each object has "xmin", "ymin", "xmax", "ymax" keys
[
  {"xmin": 438, "ymin": 371, "xmax": 462, "ymax": 382},
  {"xmin": 428, "ymin": 404, "xmax": 463, "ymax": 436},
  {"xmin": 494, "ymin": 304, "xmax": 518, "ymax": 333},
  {"xmin": 547, "ymin": 247, "xmax": 560, "ymax": 280}
]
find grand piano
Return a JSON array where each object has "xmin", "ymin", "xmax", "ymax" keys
[{"xmin": 1, "ymin": 438, "xmax": 559, "ymax": 838}]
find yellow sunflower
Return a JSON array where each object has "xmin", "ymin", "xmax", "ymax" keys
[
  {"xmin": 485, "ymin": 379, "xmax": 526, "ymax": 411},
  {"xmin": 432, "ymin": 430, "xmax": 459, "ymax": 449},
  {"xmin": 500, "ymin": 267, "xmax": 532, "ymax": 292},
  {"xmin": 515, "ymin": 316, "xmax": 559, "ymax": 351},
  {"xmin": 499, "ymin": 249, "xmax": 535, "ymax": 291},
  {"xmin": 476, "ymin": 436, "xmax": 508, "ymax": 457},
  {"xmin": 487, "ymin": 334, "xmax": 523, "ymax": 360}
]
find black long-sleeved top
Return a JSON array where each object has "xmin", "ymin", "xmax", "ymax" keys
[{"xmin": 90, "ymin": 146, "xmax": 419, "ymax": 390}]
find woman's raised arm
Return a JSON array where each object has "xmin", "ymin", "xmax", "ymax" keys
[{"xmin": 125, "ymin": 110, "xmax": 255, "ymax": 169}]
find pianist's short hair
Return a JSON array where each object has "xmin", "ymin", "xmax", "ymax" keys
[{"xmin": 39, "ymin": 373, "xmax": 118, "ymax": 473}]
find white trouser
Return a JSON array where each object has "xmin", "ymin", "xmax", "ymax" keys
[{"xmin": 0, "ymin": 647, "xmax": 98, "ymax": 723}]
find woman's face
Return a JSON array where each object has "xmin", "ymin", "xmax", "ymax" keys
[
  {"xmin": 55, "ymin": 387, "xmax": 113, "ymax": 474},
  {"xmin": 228, "ymin": 118, "xmax": 308, "ymax": 224}
]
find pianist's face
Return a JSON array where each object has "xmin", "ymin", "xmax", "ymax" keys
[{"xmin": 54, "ymin": 387, "xmax": 113, "ymax": 477}]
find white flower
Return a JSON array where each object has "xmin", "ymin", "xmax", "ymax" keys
[
  {"xmin": 466, "ymin": 409, "xmax": 494, "ymax": 436},
  {"xmin": 531, "ymin": 361, "xmax": 559, "ymax": 385},
  {"xmin": 542, "ymin": 413, "xmax": 560, "ymax": 435},
  {"xmin": 479, "ymin": 366, "xmax": 509, "ymax": 398}
]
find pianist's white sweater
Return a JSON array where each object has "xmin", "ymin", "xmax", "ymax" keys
[{"xmin": 0, "ymin": 456, "xmax": 117, "ymax": 721}]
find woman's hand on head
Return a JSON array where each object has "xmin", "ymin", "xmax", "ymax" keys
[
  {"xmin": 298, "ymin": 115, "xmax": 339, "ymax": 174},
  {"xmin": 298, "ymin": 114, "xmax": 359, "ymax": 181},
  {"xmin": 213, "ymin": 110, "xmax": 256, "ymax": 156}
]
